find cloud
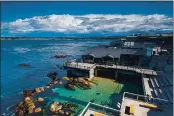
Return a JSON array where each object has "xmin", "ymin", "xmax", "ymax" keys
[{"xmin": 2, "ymin": 14, "xmax": 173, "ymax": 34}]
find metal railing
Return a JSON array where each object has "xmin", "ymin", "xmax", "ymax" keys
[
  {"xmin": 79, "ymin": 102, "xmax": 120, "ymax": 116},
  {"xmin": 122, "ymin": 92, "xmax": 169, "ymax": 105},
  {"xmin": 65, "ymin": 61, "xmax": 157, "ymax": 75},
  {"xmin": 96, "ymin": 64, "xmax": 156, "ymax": 75},
  {"xmin": 65, "ymin": 62, "xmax": 92, "ymax": 70},
  {"xmin": 141, "ymin": 75, "xmax": 147, "ymax": 96}
]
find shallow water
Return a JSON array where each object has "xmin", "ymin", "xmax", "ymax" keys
[
  {"xmin": 1, "ymin": 40, "xmax": 111, "ymax": 115},
  {"xmin": 31, "ymin": 76, "xmax": 125, "ymax": 115}
]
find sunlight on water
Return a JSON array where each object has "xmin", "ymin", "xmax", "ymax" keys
[{"xmin": 1, "ymin": 40, "xmax": 111, "ymax": 115}]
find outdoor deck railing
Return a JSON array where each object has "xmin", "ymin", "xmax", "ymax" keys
[
  {"xmin": 96, "ymin": 64, "xmax": 156, "ymax": 75},
  {"xmin": 65, "ymin": 61, "xmax": 157, "ymax": 75},
  {"xmin": 79, "ymin": 102, "xmax": 120, "ymax": 116},
  {"xmin": 65, "ymin": 61, "xmax": 92, "ymax": 70},
  {"xmin": 122, "ymin": 92, "xmax": 169, "ymax": 106}
]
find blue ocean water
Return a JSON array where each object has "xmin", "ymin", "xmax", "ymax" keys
[{"xmin": 1, "ymin": 40, "xmax": 111, "ymax": 115}]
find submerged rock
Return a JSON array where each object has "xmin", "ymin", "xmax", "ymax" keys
[
  {"xmin": 64, "ymin": 83, "xmax": 75, "ymax": 91},
  {"xmin": 47, "ymin": 72, "xmax": 57, "ymax": 78},
  {"xmin": 23, "ymin": 90, "xmax": 35, "ymax": 97},
  {"xmin": 90, "ymin": 99, "xmax": 96, "ymax": 103},
  {"xmin": 18, "ymin": 63, "xmax": 30, "ymax": 67},
  {"xmin": 50, "ymin": 101, "xmax": 78, "ymax": 115},
  {"xmin": 15, "ymin": 109, "xmax": 24, "ymax": 116},
  {"xmin": 54, "ymin": 54, "xmax": 67, "ymax": 59},
  {"xmin": 63, "ymin": 77, "xmax": 92, "ymax": 90}
]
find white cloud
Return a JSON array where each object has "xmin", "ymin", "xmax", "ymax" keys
[{"xmin": 2, "ymin": 14, "xmax": 173, "ymax": 34}]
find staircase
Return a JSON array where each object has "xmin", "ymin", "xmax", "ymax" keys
[{"xmin": 148, "ymin": 74, "xmax": 173, "ymax": 103}]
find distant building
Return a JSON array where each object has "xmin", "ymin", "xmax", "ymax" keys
[{"xmin": 82, "ymin": 46, "xmax": 145, "ymax": 66}]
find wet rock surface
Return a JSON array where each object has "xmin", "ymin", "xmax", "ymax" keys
[
  {"xmin": 49, "ymin": 101, "xmax": 78, "ymax": 116},
  {"xmin": 13, "ymin": 71, "xmax": 94, "ymax": 116},
  {"xmin": 53, "ymin": 54, "xmax": 67, "ymax": 59},
  {"xmin": 23, "ymin": 90, "xmax": 36, "ymax": 97},
  {"xmin": 13, "ymin": 97, "xmax": 43, "ymax": 116},
  {"xmin": 63, "ymin": 77, "xmax": 92, "ymax": 91},
  {"xmin": 18, "ymin": 63, "xmax": 31, "ymax": 67}
]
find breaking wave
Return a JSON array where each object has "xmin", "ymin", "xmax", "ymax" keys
[{"xmin": 14, "ymin": 47, "xmax": 31, "ymax": 53}]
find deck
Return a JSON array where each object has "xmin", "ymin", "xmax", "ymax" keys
[
  {"xmin": 65, "ymin": 62, "xmax": 157, "ymax": 76},
  {"xmin": 120, "ymin": 98, "xmax": 172, "ymax": 116},
  {"xmin": 65, "ymin": 62, "xmax": 96, "ymax": 70},
  {"xmin": 83, "ymin": 109, "xmax": 109, "ymax": 116},
  {"xmin": 120, "ymin": 92, "xmax": 172, "ymax": 116},
  {"xmin": 79, "ymin": 102, "xmax": 120, "ymax": 116}
]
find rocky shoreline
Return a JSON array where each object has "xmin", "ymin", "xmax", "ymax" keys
[{"xmin": 13, "ymin": 70, "xmax": 95, "ymax": 116}]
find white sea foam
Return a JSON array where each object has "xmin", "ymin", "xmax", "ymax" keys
[
  {"xmin": 6, "ymin": 105, "xmax": 13, "ymax": 111},
  {"xmin": 52, "ymin": 88, "xmax": 60, "ymax": 93},
  {"xmin": 14, "ymin": 47, "xmax": 31, "ymax": 53},
  {"xmin": 2, "ymin": 112, "xmax": 14, "ymax": 116}
]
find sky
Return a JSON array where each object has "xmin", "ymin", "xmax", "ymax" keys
[{"xmin": 1, "ymin": 1, "xmax": 173, "ymax": 37}]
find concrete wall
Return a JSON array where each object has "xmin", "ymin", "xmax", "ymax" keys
[{"xmin": 89, "ymin": 67, "xmax": 95, "ymax": 79}]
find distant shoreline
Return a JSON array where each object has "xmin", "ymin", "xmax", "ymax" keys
[{"xmin": 1, "ymin": 38, "xmax": 122, "ymax": 40}]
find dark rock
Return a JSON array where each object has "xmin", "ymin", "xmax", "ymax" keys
[
  {"xmin": 23, "ymin": 90, "xmax": 35, "ymax": 97},
  {"xmin": 47, "ymin": 72, "xmax": 60, "ymax": 81},
  {"xmin": 54, "ymin": 54, "xmax": 67, "ymax": 59},
  {"xmin": 90, "ymin": 99, "xmax": 95, "ymax": 103},
  {"xmin": 47, "ymin": 72, "xmax": 57, "ymax": 78},
  {"xmin": 15, "ymin": 109, "xmax": 24, "ymax": 116},
  {"xmin": 64, "ymin": 83, "xmax": 75, "ymax": 91},
  {"xmin": 18, "ymin": 63, "xmax": 30, "ymax": 67}
]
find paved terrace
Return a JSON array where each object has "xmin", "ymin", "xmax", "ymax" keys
[
  {"xmin": 79, "ymin": 102, "xmax": 120, "ymax": 116},
  {"xmin": 120, "ymin": 92, "xmax": 172, "ymax": 116},
  {"xmin": 65, "ymin": 62, "xmax": 157, "ymax": 75}
]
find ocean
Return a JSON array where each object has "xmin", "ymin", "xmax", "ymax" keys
[{"xmin": 1, "ymin": 39, "xmax": 112, "ymax": 115}]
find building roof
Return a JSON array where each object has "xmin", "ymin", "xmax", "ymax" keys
[{"xmin": 83, "ymin": 46, "xmax": 144, "ymax": 58}]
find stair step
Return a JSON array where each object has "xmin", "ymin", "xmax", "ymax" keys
[
  {"xmin": 156, "ymin": 77, "xmax": 164, "ymax": 87},
  {"xmin": 162, "ymin": 87, "xmax": 172, "ymax": 102},
  {"xmin": 153, "ymin": 78, "xmax": 160, "ymax": 87},
  {"xmin": 149, "ymin": 78, "xmax": 155, "ymax": 88},
  {"xmin": 169, "ymin": 87, "xmax": 173, "ymax": 94},
  {"xmin": 158, "ymin": 88, "xmax": 169, "ymax": 102},
  {"xmin": 159, "ymin": 88, "xmax": 168, "ymax": 100},
  {"xmin": 157, "ymin": 88, "xmax": 166, "ymax": 99},
  {"xmin": 155, "ymin": 88, "xmax": 163, "ymax": 98},
  {"xmin": 164, "ymin": 76, "xmax": 173, "ymax": 86},
  {"xmin": 160, "ymin": 76, "xmax": 170, "ymax": 86},
  {"xmin": 168, "ymin": 87, "xmax": 173, "ymax": 96},
  {"xmin": 166, "ymin": 87, "xmax": 173, "ymax": 99},
  {"xmin": 163, "ymin": 77, "xmax": 171, "ymax": 86},
  {"xmin": 153, "ymin": 89, "xmax": 158, "ymax": 97}
]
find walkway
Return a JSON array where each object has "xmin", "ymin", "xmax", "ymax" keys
[{"xmin": 65, "ymin": 62, "xmax": 157, "ymax": 76}]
